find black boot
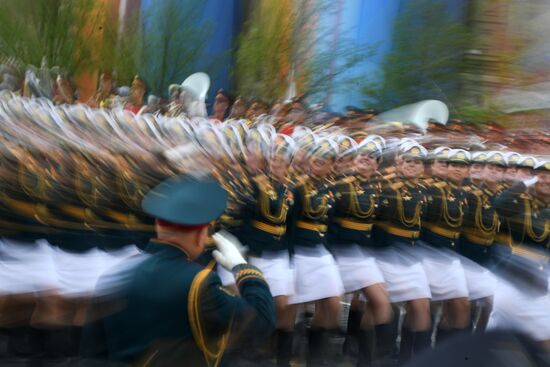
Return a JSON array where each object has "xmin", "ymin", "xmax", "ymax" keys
[
  {"xmin": 277, "ymin": 330, "xmax": 294, "ymax": 367},
  {"xmin": 413, "ymin": 330, "xmax": 432, "ymax": 356},
  {"xmin": 343, "ymin": 308, "xmax": 363, "ymax": 356},
  {"xmin": 307, "ymin": 328, "xmax": 323, "ymax": 367},
  {"xmin": 7, "ymin": 326, "xmax": 43, "ymax": 358},
  {"xmin": 374, "ymin": 323, "xmax": 394, "ymax": 360},
  {"xmin": 357, "ymin": 329, "xmax": 375, "ymax": 367},
  {"xmin": 398, "ymin": 327, "xmax": 414, "ymax": 365},
  {"xmin": 436, "ymin": 327, "xmax": 454, "ymax": 346}
]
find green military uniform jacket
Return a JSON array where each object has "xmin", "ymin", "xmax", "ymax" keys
[
  {"xmin": 422, "ymin": 180, "xmax": 466, "ymax": 250},
  {"xmin": 80, "ymin": 239, "xmax": 275, "ymax": 366},
  {"xmin": 240, "ymin": 174, "xmax": 293, "ymax": 256},
  {"xmin": 289, "ymin": 177, "xmax": 335, "ymax": 248},
  {"xmin": 460, "ymin": 183, "xmax": 501, "ymax": 265},
  {"xmin": 329, "ymin": 174, "xmax": 381, "ymax": 247},
  {"xmin": 375, "ymin": 177, "xmax": 427, "ymax": 246}
]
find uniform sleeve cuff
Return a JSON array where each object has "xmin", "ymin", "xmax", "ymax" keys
[{"xmin": 232, "ymin": 264, "xmax": 266, "ymax": 286}]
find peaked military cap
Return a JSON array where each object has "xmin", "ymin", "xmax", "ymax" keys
[
  {"xmin": 399, "ymin": 142, "xmax": 427, "ymax": 160},
  {"xmin": 142, "ymin": 175, "xmax": 227, "ymax": 226},
  {"xmin": 448, "ymin": 149, "xmax": 470, "ymax": 164},
  {"xmin": 505, "ymin": 152, "xmax": 522, "ymax": 167},
  {"xmin": 471, "ymin": 151, "xmax": 488, "ymax": 164},
  {"xmin": 534, "ymin": 160, "xmax": 550, "ymax": 172},
  {"xmin": 486, "ymin": 151, "xmax": 507, "ymax": 167},
  {"xmin": 517, "ymin": 155, "xmax": 538, "ymax": 169},
  {"xmin": 431, "ymin": 146, "xmax": 451, "ymax": 162}
]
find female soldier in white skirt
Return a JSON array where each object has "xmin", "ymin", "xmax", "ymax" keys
[
  {"xmin": 330, "ymin": 139, "xmax": 393, "ymax": 366},
  {"xmin": 288, "ymin": 138, "xmax": 344, "ymax": 366},
  {"xmin": 240, "ymin": 134, "xmax": 296, "ymax": 366},
  {"xmin": 418, "ymin": 149, "xmax": 471, "ymax": 343},
  {"xmin": 459, "ymin": 151, "xmax": 502, "ymax": 332},
  {"xmin": 374, "ymin": 142, "xmax": 433, "ymax": 364}
]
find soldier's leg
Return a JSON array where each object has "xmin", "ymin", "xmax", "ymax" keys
[
  {"xmin": 307, "ymin": 297, "xmax": 341, "ymax": 366},
  {"xmin": 343, "ymin": 293, "xmax": 364, "ymax": 356},
  {"xmin": 399, "ymin": 298, "xmax": 431, "ymax": 364},
  {"xmin": 275, "ymin": 298, "xmax": 298, "ymax": 367},
  {"xmin": 474, "ymin": 296, "xmax": 493, "ymax": 332},
  {"xmin": 437, "ymin": 297, "xmax": 470, "ymax": 345},
  {"xmin": 359, "ymin": 283, "xmax": 393, "ymax": 366}
]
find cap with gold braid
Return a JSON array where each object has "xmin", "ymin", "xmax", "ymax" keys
[
  {"xmin": 505, "ymin": 152, "xmax": 522, "ymax": 167},
  {"xmin": 398, "ymin": 142, "xmax": 427, "ymax": 160},
  {"xmin": 447, "ymin": 149, "xmax": 470, "ymax": 164},
  {"xmin": 430, "ymin": 146, "xmax": 451, "ymax": 162},
  {"xmin": 471, "ymin": 151, "xmax": 488, "ymax": 164},
  {"xmin": 517, "ymin": 156, "xmax": 538, "ymax": 170},
  {"xmin": 534, "ymin": 160, "xmax": 550, "ymax": 173},
  {"xmin": 309, "ymin": 138, "xmax": 339, "ymax": 160},
  {"xmin": 486, "ymin": 151, "xmax": 507, "ymax": 167},
  {"xmin": 356, "ymin": 139, "xmax": 383, "ymax": 159}
]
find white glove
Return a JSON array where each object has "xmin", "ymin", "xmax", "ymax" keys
[
  {"xmin": 523, "ymin": 176, "xmax": 538, "ymax": 187},
  {"xmin": 212, "ymin": 231, "xmax": 247, "ymax": 271}
]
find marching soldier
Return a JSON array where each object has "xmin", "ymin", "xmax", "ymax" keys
[
  {"xmin": 330, "ymin": 139, "xmax": 393, "ymax": 366},
  {"xmin": 240, "ymin": 134, "xmax": 296, "ymax": 366},
  {"xmin": 80, "ymin": 176, "xmax": 276, "ymax": 366},
  {"xmin": 288, "ymin": 139, "xmax": 343, "ymax": 366},
  {"xmin": 420, "ymin": 149, "xmax": 470, "ymax": 343},
  {"xmin": 459, "ymin": 151, "xmax": 503, "ymax": 332},
  {"xmin": 374, "ymin": 142, "xmax": 432, "ymax": 363}
]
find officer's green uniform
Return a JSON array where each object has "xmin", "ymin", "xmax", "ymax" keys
[{"xmin": 80, "ymin": 177, "xmax": 275, "ymax": 366}]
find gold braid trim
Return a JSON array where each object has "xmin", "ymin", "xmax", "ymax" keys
[
  {"xmin": 188, "ymin": 269, "xmax": 230, "ymax": 367},
  {"xmin": 234, "ymin": 268, "xmax": 265, "ymax": 285}
]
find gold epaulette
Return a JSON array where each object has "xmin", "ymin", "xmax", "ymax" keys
[
  {"xmin": 252, "ymin": 174, "xmax": 269, "ymax": 185},
  {"xmin": 382, "ymin": 166, "xmax": 396, "ymax": 175},
  {"xmin": 383, "ymin": 172, "xmax": 397, "ymax": 182},
  {"xmin": 422, "ymin": 177, "xmax": 434, "ymax": 186},
  {"xmin": 462, "ymin": 185, "xmax": 472, "ymax": 192},
  {"xmin": 391, "ymin": 182, "xmax": 404, "ymax": 191},
  {"xmin": 433, "ymin": 181, "xmax": 447, "ymax": 189},
  {"xmin": 471, "ymin": 189, "xmax": 484, "ymax": 197},
  {"xmin": 337, "ymin": 176, "xmax": 356, "ymax": 185},
  {"xmin": 293, "ymin": 174, "xmax": 309, "ymax": 187}
]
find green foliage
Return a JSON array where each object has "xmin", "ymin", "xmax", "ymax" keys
[
  {"xmin": 234, "ymin": 0, "xmax": 373, "ymax": 102},
  {"xmin": 363, "ymin": 0, "xmax": 471, "ymax": 111},
  {"xmin": 0, "ymin": 0, "xmax": 99, "ymax": 76},
  {"xmin": 138, "ymin": 0, "xmax": 221, "ymax": 96},
  {"xmin": 0, "ymin": 0, "xmax": 220, "ymax": 96},
  {"xmin": 455, "ymin": 104, "xmax": 505, "ymax": 125}
]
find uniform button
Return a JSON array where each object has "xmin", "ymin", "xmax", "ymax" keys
[
  {"xmin": 366, "ymin": 234, "xmax": 371, "ymax": 238},
  {"xmin": 451, "ymin": 242, "xmax": 455, "ymax": 247},
  {"xmin": 320, "ymin": 233, "xmax": 325, "ymax": 237}
]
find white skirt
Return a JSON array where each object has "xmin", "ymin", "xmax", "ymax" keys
[
  {"xmin": 488, "ymin": 277, "xmax": 550, "ymax": 341},
  {"xmin": 374, "ymin": 243, "xmax": 432, "ymax": 303},
  {"xmin": 459, "ymin": 255, "xmax": 496, "ymax": 300},
  {"xmin": 249, "ymin": 251, "xmax": 294, "ymax": 297},
  {"xmin": 332, "ymin": 244, "xmax": 385, "ymax": 294},
  {"xmin": 51, "ymin": 245, "xmax": 112, "ymax": 297},
  {"xmin": 289, "ymin": 245, "xmax": 344, "ymax": 305},
  {"xmin": 413, "ymin": 241, "xmax": 469, "ymax": 301},
  {"xmin": 0, "ymin": 238, "xmax": 59, "ymax": 294}
]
